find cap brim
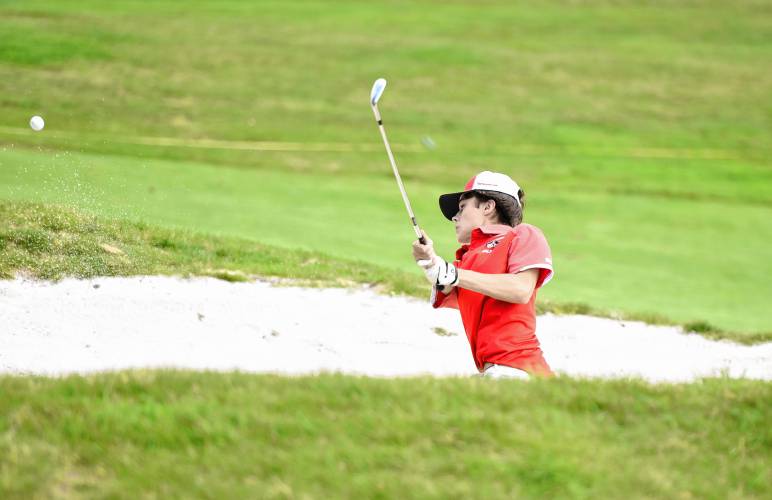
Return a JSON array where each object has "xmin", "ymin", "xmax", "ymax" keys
[{"xmin": 439, "ymin": 192, "xmax": 464, "ymax": 220}]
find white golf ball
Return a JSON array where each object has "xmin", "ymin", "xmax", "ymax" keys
[{"xmin": 29, "ymin": 116, "xmax": 45, "ymax": 132}]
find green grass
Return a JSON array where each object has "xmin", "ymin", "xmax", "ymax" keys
[
  {"xmin": 1, "ymin": 0, "xmax": 771, "ymax": 338},
  {"xmin": 0, "ymin": 3, "xmax": 770, "ymax": 495},
  {"xmin": 2, "ymin": 0, "xmax": 771, "ymax": 152},
  {"xmin": 0, "ymin": 200, "xmax": 426, "ymax": 296},
  {"xmin": 1, "ymin": 200, "xmax": 768, "ymax": 343},
  {"xmin": 2, "ymin": 149, "xmax": 771, "ymax": 342},
  {"xmin": 1, "ymin": 371, "xmax": 769, "ymax": 498}
]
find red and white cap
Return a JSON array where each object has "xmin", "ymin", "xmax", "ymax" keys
[{"xmin": 439, "ymin": 171, "xmax": 522, "ymax": 220}]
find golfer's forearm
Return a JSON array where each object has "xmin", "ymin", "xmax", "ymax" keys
[{"xmin": 456, "ymin": 269, "xmax": 530, "ymax": 303}]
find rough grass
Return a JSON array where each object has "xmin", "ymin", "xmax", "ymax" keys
[
  {"xmin": 0, "ymin": 200, "xmax": 425, "ymax": 296},
  {"xmin": 1, "ymin": 200, "xmax": 769, "ymax": 344},
  {"xmin": 0, "ymin": 371, "xmax": 769, "ymax": 499}
]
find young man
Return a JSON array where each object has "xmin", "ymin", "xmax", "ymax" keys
[{"xmin": 412, "ymin": 171, "xmax": 554, "ymax": 378}]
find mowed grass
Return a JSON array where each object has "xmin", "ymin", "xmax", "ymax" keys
[
  {"xmin": 1, "ymin": 372, "xmax": 769, "ymax": 499},
  {"xmin": 0, "ymin": 199, "xmax": 763, "ymax": 345},
  {"xmin": 2, "ymin": 150, "xmax": 771, "ymax": 342},
  {"xmin": 1, "ymin": 0, "xmax": 771, "ymax": 153},
  {"xmin": 6, "ymin": 199, "xmax": 762, "ymax": 344},
  {"xmin": 1, "ymin": 0, "xmax": 771, "ymax": 337}
]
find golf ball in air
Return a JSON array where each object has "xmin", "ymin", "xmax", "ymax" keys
[{"xmin": 29, "ymin": 116, "xmax": 45, "ymax": 131}]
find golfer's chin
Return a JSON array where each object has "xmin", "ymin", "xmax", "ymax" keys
[{"xmin": 455, "ymin": 228, "xmax": 471, "ymax": 245}]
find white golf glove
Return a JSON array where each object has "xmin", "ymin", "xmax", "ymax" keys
[{"xmin": 417, "ymin": 256, "xmax": 459, "ymax": 287}]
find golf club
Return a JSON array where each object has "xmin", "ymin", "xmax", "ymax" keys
[{"xmin": 370, "ymin": 78, "xmax": 427, "ymax": 245}]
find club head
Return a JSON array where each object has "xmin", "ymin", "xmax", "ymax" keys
[{"xmin": 370, "ymin": 78, "xmax": 387, "ymax": 106}]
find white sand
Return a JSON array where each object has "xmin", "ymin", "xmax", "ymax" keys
[{"xmin": 1, "ymin": 276, "xmax": 769, "ymax": 382}]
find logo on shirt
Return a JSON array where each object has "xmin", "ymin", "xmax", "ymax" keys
[
  {"xmin": 480, "ymin": 237, "xmax": 505, "ymax": 254},
  {"xmin": 486, "ymin": 237, "xmax": 504, "ymax": 249}
]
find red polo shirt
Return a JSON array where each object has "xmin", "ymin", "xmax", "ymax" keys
[{"xmin": 432, "ymin": 223, "xmax": 554, "ymax": 375}]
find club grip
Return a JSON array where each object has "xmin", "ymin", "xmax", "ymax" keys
[{"xmin": 419, "ymin": 236, "xmax": 427, "ymax": 245}]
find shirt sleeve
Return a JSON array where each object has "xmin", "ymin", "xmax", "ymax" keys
[{"xmin": 507, "ymin": 224, "xmax": 554, "ymax": 288}]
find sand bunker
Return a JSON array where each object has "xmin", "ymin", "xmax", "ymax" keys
[{"xmin": 1, "ymin": 277, "xmax": 769, "ymax": 382}]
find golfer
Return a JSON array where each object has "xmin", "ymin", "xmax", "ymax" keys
[{"xmin": 412, "ymin": 171, "xmax": 554, "ymax": 378}]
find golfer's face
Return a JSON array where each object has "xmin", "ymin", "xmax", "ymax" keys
[{"xmin": 453, "ymin": 198, "xmax": 484, "ymax": 244}]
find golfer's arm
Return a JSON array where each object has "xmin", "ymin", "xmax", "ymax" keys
[{"xmin": 453, "ymin": 268, "xmax": 539, "ymax": 304}]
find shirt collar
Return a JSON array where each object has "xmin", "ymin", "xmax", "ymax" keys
[
  {"xmin": 473, "ymin": 224, "xmax": 515, "ymax": 237},
  {"xmin": 457, "ymin": 225, "xmax": 516, "ymax": 257}
]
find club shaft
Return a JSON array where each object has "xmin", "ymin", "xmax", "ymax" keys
[{"xmin": 372, "ymin": 106, "xmax": 424, "ymax": 242}]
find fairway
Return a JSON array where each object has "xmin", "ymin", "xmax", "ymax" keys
[
  {"xmin": 2, "ymin": 147, "xmax": 771, "ymax": 337},
  {"xmin": 2, "ymin": 0, "xmax": 771, "ymax": 339}
]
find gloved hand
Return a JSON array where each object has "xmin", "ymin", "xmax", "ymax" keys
[{"xmin": 417, "ymin": 256, "xmax": 459, "ymax": 287}]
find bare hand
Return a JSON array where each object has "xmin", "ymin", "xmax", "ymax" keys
[{"xmin": 412, "ymin": 230, "xmax": 436, "ymax": 264}]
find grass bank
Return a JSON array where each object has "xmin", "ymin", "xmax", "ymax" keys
[
  {"xmin": 1, "ymin": 371, "xmax": 769, "ymax": 498},
  {"xmin": 1, "ymin": 200, "xmax": 769, "ymax": 343}
]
